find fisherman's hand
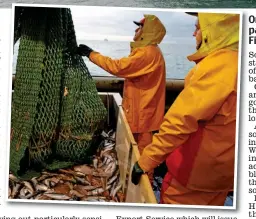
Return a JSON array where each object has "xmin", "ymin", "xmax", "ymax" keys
[
  {"xmin": 77, "ymin": 44, "xmax": 93, "ymax": 57},
  {"xmin": 132, "ymin": 162, "xmax": 145, "ymax": 185}
]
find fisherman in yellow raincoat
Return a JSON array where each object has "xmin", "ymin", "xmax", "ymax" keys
[
  {"xmin": 76, "ymin": 15, "xmax": 167, "ymax": 183},
  {"xmin": 131, "ymin": 12, "xmax": 239, "ymax": 205}
]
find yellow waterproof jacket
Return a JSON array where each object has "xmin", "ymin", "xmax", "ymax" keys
[
  {"xmin": 138, "ymin": 13, "xmax": 239, "ymax": 192},
  {"xmin": 89, "ymin": 15, "xmax": 166, "ymax": 133}
]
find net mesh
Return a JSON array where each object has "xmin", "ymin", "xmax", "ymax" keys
[{"xmin": 11, "ymin": 7, "xmax": 107, "ymax": 178}]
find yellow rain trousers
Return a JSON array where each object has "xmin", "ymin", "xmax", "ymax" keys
[
  {"xmin": 89, "ymin": 15, "xmax": 166, "ymax": 175},
  {"xmin": 138, "ymin": 13, "xmax": 240, "ymax": 205}
]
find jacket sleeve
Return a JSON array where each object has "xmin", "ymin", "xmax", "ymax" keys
[
  {"xmin": 138, "ymin": 63, "xmax": 236, "ymax": 172},
  {"xmin": 89, "ymin": 48, "xmax": 152, "ymax": 79}
]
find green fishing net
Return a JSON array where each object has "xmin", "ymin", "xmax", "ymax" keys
[{"xmin": 11, "ymin": 7, "xmax": 107, "ymax": 179}]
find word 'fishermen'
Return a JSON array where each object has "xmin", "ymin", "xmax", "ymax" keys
[{"xmin": 249, "ymin": 15, "xmax": 256, "ymax": 44}]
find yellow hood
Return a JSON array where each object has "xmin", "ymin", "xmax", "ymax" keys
[
  {"xmin": 131, "ymin": 14, "xmax": 166, "ymax": 50},
  {"xmin": 187, "ymin": 13, "xmax": 240, "ymax": 61}
]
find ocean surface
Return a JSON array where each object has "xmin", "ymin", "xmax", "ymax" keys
[
  {"xmin": 0, "ymin": 0, "xmax": 255, "ymax": 8},
  {"xmin": 13, "ymin": 40, "xmax": 195, "ymax": 79},
  {"xmin": 9, "ymin": 0, "xmax": 247, "ymax": 79},
  {"xmin": 78, "ymin": 40, "xmax": 196, "ymax": 79}
]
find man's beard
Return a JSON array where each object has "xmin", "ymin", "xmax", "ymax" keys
[{"xmin": 196, "ymin": 41, "xmax": 202, "ymax": 50}]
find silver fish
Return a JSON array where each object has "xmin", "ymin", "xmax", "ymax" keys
[
  {"xmin": 43, "ymin": 178, "xmax": 51, "ymax": 187},
  {"xmin": 98, "ymin": 156, "xmax": 108, "ymax": 168},
  {"xmin": 44, "ymin": 193, "xmax": 71, "ymax": 200},
  {"xmin": 104, "ymin": 154, "xmax": 114, "ymax": 161},
  {"xmin": 69, "ymin": 190, "xmax": 84, "ymax": 198},
  {"xmin": 101, "ymin": 147, "xmax": 114, "ymax": 156},
  {"xmin": 74, "ymin": 177, "xmax": 91, "ymax": 185},
  {"xmin": 31, "ymin": 177, "xmax": 38, "ymax": 186},
  {"xmin": 110, "ymin": 181, "xmax": 118, "ymax": 197},
  {"xmin": 11, "ymin": 183, "xmax": 21, "ymax": 198},
  {"xmin": 9, "ymin": 174, "xmax": 19, "ymax": 182},
  {"xmin": 49, "ymin": 176, "xmax": 61, "ymax": 184},
  {"xmin": 77, "ymin": 185, "xmax": 101, "ymax": 191},
  {"xmin": 21, "ymin": 193, "xmax": 35, "ymax": 199},
  {"xmin": 8, "ymin": 187, "xmax": 11, "ymax": 197},
  {"xmin": 104, "ymin": 142, "xmax": 115, "ymax": 148},
  {"xmin": 107, "ymin": 174, "xmax": 118, "ymax": 186},
  {"xmin": 34, "ymin": 194, "xmax": 44, "ymax": 200},
  {"xmin": 41, "ymin": 171, "xmax": 59, "ymax": 176},
  {"xmin": 111, "ymin": 184, "xmax": 122, "ymax": 198},
  {"xmin": 23, "ymin": 181, "xmax": 34, "ymax": 194},
  {"xmin": 36, "ymin": 174, "xmax": 51, "ymax": 182},
  {"xmin": 19, "ymin": 187, "xmax": 31, "ymax": 198},
  {"xmin": 92, "ymin": 171, "xmax": 111, "ymax": 178},
  {"xmin": 110, "ymin": 132, "xmax": 116, "ymax": 140},
  {"xmin": 81, "ymin": 196, "xmax": 107, "ymax": 201},
  {"xmin": 104, "ymin": 161, "xmax": 114, "ymax": 173},
  {"xmin": 109, "ymin": 161, "xmax": 117, "ymax": 174},
  {"xmin": 50, "ymin": 181, "xmax": 57, "ymax": 187},
  {"xmin": 93, "ymin": 158, "xmax": 98, "ymax": 169},
  {"xmin": 35, "ymin": 184, "xmax": 48, "ymax": 192},
  {"xmin": 8, "ymin": 128, "xmax": 124, "ymax": 202},
  {"xmin": 73, "ymin": 165, "xmax": 93, "ymax": 175},
  {"xmin": 101, "ymin": 131, "xmax": 108, "ymax": 138},
  {"xmin": 107, "ymin": 129, "xmax": 114, "ymax": 136},
  {"xmin": 87, "ymin": 185, "xmax": 111, "ymax": 196}
]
